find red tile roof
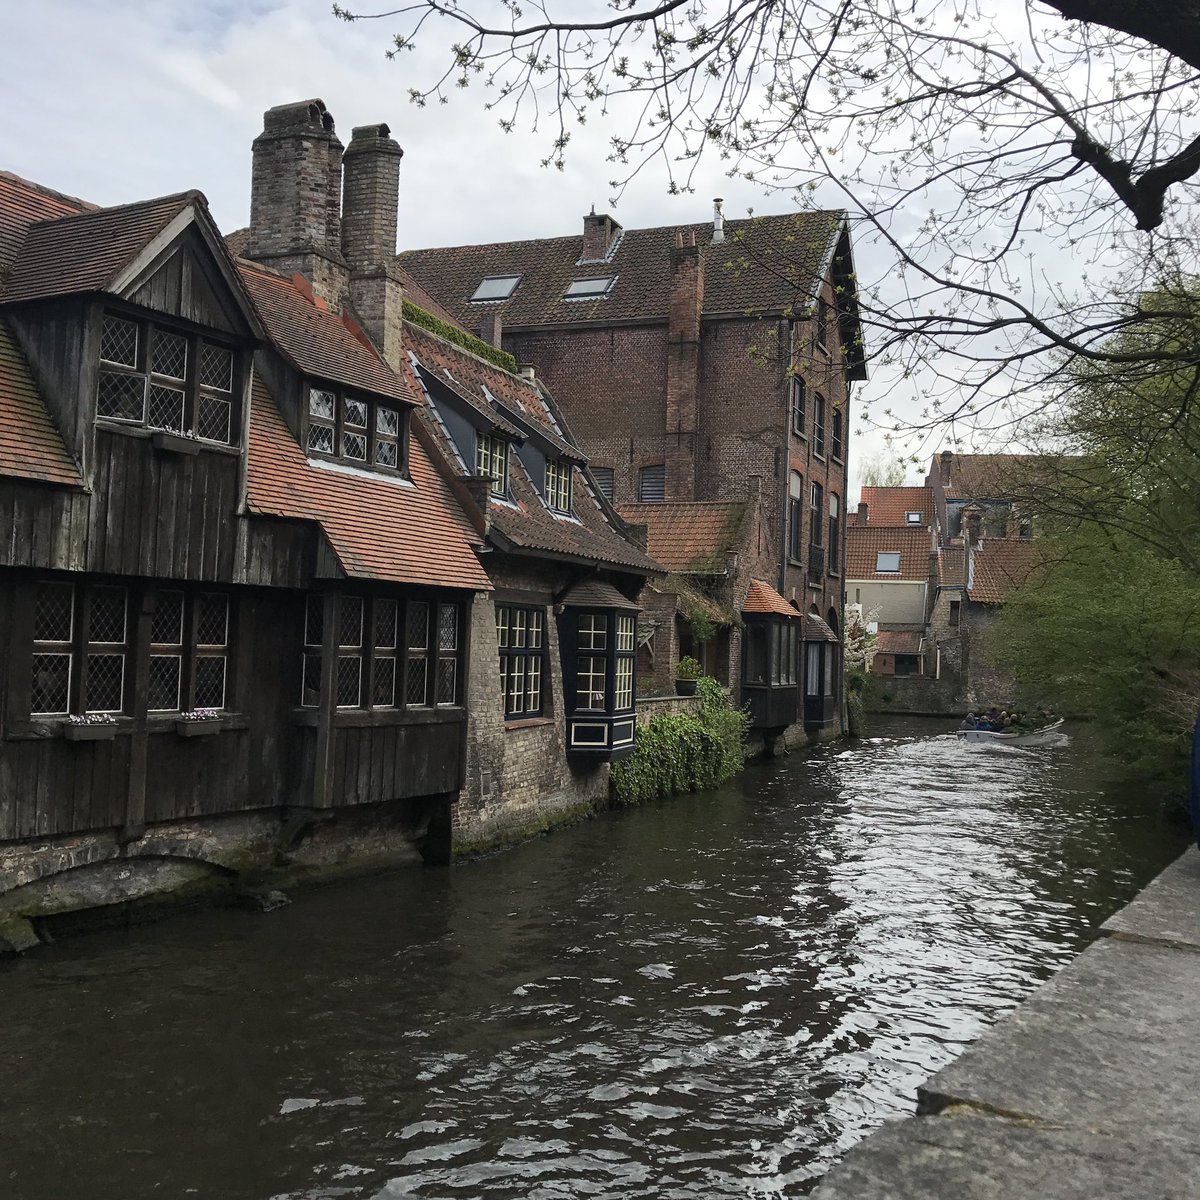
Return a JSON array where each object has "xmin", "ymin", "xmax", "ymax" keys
[
  {"xmin": 404, "ymin": 321, "xmax": 658, "ymax": 575},
  {"xmin": 743, "ymin": 579, "xmax": 800, "ymax": 618},
  {"xmin": 877, "ymin": 629, "xmax": 923, "ymax": 654},
  {"xmin": 398, "ymin": 211, "xmax": 845, "ymax": 328},
  {"xmin": 246, "ymin": 375, "xmax": 489, "ymax": 590},
  {"xmin": 930, "ymin": 453, "xmax": 1028, "ymax": 501},
  {"xmin": 0, "ymin": 319, "xmax": 81, "ymax": 487},
  {"xmin": 857, "ymin": 485, "xmax": 933, "ymax": 527},
  {"xmin": 968, "ymin": 538, "xmax": 1044, "ymax": 605},
  {"xmin": 845, "ymin": 526, "xmax": 932, "ymax": 581},
  {"xmin": 939, "ymin": 545, "xmax": 966, "ymax": 587},
  {"xmin": 0, "ymin": 172, "xmax": 91, "ymax": 276},
  {"xmin": 2, "ymin": 192, "xmax": 198, "ymax": 305},
  {"xmin": 616, "ymin": 501, "xmax": 748, "ymax": 573},
  {"xmin": 239, "ymin": 262, "xmax": 416, "ymax": 404}
]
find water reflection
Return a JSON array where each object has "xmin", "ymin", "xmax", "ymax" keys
[{"xmin": 0, "ymin": 718, "xmax": 1181, "ymax": 1199}]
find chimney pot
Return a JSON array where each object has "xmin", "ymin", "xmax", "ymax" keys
[
  {"xmin": 712, "ymin": 197, "xmax": 725, "ymax": 244},
  {"xmin": 518, "ymin": 363, "xmax": 536, "ymax": 382}
]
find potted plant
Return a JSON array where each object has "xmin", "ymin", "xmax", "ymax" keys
[
  {"xmin": 62, "ymin": 713, "xmax": 119, "ymax": 742},
  {"xmin": 174, "ymin": 709, "xmax": 224, "ymax": 737},
  {"xmin": 674, "ymin": 656, "xmax": 702, "ymax": 696}
]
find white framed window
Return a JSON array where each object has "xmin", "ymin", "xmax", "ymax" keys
[
  {"xmin": 545, "ymin": 459, "xmax": 572, "ymax": 512},
  {"xmin": 475, "ymin": 432, "xmax": 509, "ymax": 495},
  {"xmin": 876, "ymin": 552, "xmax": 901, "ymax": 572}
]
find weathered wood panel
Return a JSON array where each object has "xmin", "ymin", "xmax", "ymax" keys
[
  {"xmin": 88, "ymin": 430, "xmax": 241, "ymax": 581},
  {"xmin": 126, "ymin": 233, "xmax": 247, "ymax": 336},
  {"xmin": 331, "ymin": 720, "xmax": 464, "ymax": 806}
]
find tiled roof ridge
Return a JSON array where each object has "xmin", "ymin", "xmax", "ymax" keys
[
  {"xmin": 0, "ymin": 170, "xmax": 97, "ymax": 214},
  {"xmin": 21, "ymin": 188, "xmax": 202, "ymax": 231},
  {"xmin": 402, "ymin": 312, "xmax": 526, "ymax": 385},
  {"xmin": 397, "ymin": 208, "xmax": 845, "ymax": 259}
]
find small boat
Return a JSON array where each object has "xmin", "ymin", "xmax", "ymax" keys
[{"xmin": 957, "ymin": 719, "xmax": 1065, "ymax": 747}]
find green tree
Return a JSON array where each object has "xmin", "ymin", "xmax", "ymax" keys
[
  {"xmin": 859, "ymin": 451, "xmax": 909, "ymax": 489},
  {"xmin": 989, "ymin": 297, "xmax": 1200, "ymax": 798}
]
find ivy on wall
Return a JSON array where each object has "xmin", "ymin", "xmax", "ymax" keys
[
  {"xmin": 611, "ymin": 677, "xmax": 750, "ymax": 806},
  {"xmin": 402, "ymin": 300, "xmax": 519, "ymax": 373}
]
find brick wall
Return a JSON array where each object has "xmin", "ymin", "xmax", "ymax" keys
[{"xmin": 453, "ymin": 560, "xmax": 612, "ymax": 854}]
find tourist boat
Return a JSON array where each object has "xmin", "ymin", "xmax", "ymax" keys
[{"xmin": 957, "ymin": 719, "xmax": 1065, "ymax": 746}]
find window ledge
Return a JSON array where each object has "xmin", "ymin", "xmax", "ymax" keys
[
  {"xmin": 151, "ymin": 430, "xmax": 201, "ymax": 457},
  {"xmin": 505, "ymin": 716, "xmax": 555, "ymax": 731},
  {"xmin": 96, "ymin": 422, "xmax": 240, "ymax": 456},
  {"xmin": 291, "ymin": 706, "xmax": 466, "ymax": 728},
  {"xmin": 148, "ymin": 713, "xmax": 249, "ymax": 735}
]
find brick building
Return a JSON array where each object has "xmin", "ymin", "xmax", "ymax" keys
[
  {"xmin": 399, "ymin": 202, "xmax": 864, "ymax": 740},
  {"xmin": 0, "ymin": 98, "xmax": 656, "ymax": 939},
  {"xmin": 848, "ymin": 453, "xmax": 1044, "ymax": 707}
]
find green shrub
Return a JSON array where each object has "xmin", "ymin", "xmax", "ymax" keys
[
  {"xmin": 674, "ymin": 655, "xmax": 702, "ymax": 680},
  {"xmin": 402, "ymin": 300, "xmax": 519, "ymax": 373},
  {"xmin": 611, "ymin": 677, "xmax": 750, "ymax": 806}
]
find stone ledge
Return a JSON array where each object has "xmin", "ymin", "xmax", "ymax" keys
[
  {"xmin": 1102, "ymin": 845, "xmax": 1200, "ymax": 950},
  {"xmin": 813, "ymin": 1112, "xmax": 1200, "ymax": 1200}
]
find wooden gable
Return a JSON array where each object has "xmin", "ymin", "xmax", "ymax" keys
[{"xmin": 125, "ymin": 225, "xmax": 255, "ymax": 338}]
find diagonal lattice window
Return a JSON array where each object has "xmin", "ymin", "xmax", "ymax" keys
[
  {"xmin": 197, "ymin": 395, "xmax": 231, "ymax": 443},
  {"xmin": 148, "ymin": 655, "xmax": 181, "ymax": 712},
  {"xmin": 152, "ymin": 330, "xmax": 188, "ymax": 381},
  {"xmin": 85, "ymin": 653, "xmax": 124, "ymax": 713},
  {"xmin": 199, "ymin": 343, "xmax": 233, "ymax": 391},
  {"xmin": 34, "ymin": 583, "xmax": 73, "ymax": 642},
  {"xmin": 194, "ymin": 655, "xmax": 226, "ymax": 709},
  {"xmin": 147, "ymin": 384, "xmax": 185, "ymax": 433},
  {"xmin": 101, "ymin": 316, "xmax": 139, "ymax": 367},
  {"xmin": 97, "ymin": 371, "xmax": 145, "ymax": 422},
  {"xmin": 152, "ymin": 592, "xmax": 184, "ymax": 645},
  {"xmin": 88, "ymin": 587, "xmax": 127, "ymax": 644},
  {"xmin": 196, "ymin": 594, "xmax": 228, "ymax": 648},
  {"xmin": 32, "ymin": 654, "xmax": 72, "ymax": 715}
]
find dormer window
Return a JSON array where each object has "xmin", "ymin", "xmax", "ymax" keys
[
  {"xmin": 97, "ymin": 312, "xmax": 237, "ymax": 445},
  {"xmin": 306, "ymin": 385, "xmax": 405, "ymax": 473},
  {"xmin": 544, "ymin": 458, "xmax": 573, "ymax": 513},
  {"xmin": 564, "ymin": 277, "xmax": 616, "ymax": 300},
  {"xmin": 470, "ymin": 275, "xmax": 521, "ymax": 302},
  {"xmin": 475, "ymin": 432, "xmax": 508, "ymax": 496}
]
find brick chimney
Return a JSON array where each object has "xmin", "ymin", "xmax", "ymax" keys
[
  {"xmin": 478, "ymin": 310, "xmax": 503, "ymax": 348},
  {"xmin": 857, "ymin": 500, "xmax": 869, "ymax": 525},
  {"xmin": 665, "ymin": 230, "xmax": 704, "ymax": 500},
  {"xmin": 341, "ymin": 123, "xmax": 405, "ymax": 365},
  {"xmin": 582, "ymin": 209, "xmax": 620, "ymax": 262},
  {"xmin": 247, "ymin": 99, "xmax": 347, "ymax": 310},
  {"xmin": 939, "ymin": 449, "xmax": 954, "ymax": 486}
]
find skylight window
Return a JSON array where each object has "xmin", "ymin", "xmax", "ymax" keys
[
  {"xmin": 564, "ymin": 277, "xmax": 616, "ymax": 300},
  {"xmin": 905, "ymin": 511, "xmax": 923, "ymax": 524},
  {"xmin": 470, "ymin": 275, "xmax": 521, "ymax": 302},
  {"xmin": 876, "ymin": 552, "xmax": 901, "ymax": 572}
]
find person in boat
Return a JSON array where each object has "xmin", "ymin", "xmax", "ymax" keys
[{"xmin": 960, "ymin": 712, "xmax": 978, "ymax": 730}]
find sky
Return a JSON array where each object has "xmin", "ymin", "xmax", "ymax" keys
[{"xmin": 0, "ymin": 0, "xmax": 1075, "ymax": 496}]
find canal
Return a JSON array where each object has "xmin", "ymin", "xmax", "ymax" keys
[{"xmin": 0, "ymin": 718, "xmax": 1183, "ymax": 1199}]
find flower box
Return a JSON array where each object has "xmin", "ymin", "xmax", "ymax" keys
[
  {"xmin": 151, "ymin": 430, "xmax": 201, "ymax": 456},
  {"xmin": 63, "ymin": 722, "xmax": 117, "ymax": 742},
  {"xmin": 175, "ymin": 717, "xmax": 223, "ymax": 737}
]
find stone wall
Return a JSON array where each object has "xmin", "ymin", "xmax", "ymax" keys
[
  {"xmin": 868, "ymin": 672, "xmax": 961, "ymax": 717},
  {"xmin": 452, "ymin": 561, "xmax": 614, "ymax": 856}
]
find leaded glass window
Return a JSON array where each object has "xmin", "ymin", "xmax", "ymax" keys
[
  {"xmin": 148, "ymin": 590, "xmax": 229, "ymax": 712},
  {"xmin": 306, "ymin": 385, "xmax": 405, "ymax": 473},
  {"xmin": 29, "ymin": 582, "xmax": 128, "ymax": 716},
  {"xmin": 95, "ymin": 311, "xmax": 238, "ymax": 443},
  {"xmin": 300, "ymin": 595, "xmax": 461, "ymax": 711}
]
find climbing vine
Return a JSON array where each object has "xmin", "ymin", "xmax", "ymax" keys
[
  {"xmin": 611, "ymin": 677, "xmax": 750, "ymax": 806},
  {"xmin": 402, "ymin": 299, "xmax": 518, "ymax": 373}
]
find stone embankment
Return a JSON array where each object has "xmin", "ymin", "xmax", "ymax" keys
[{"xmin": 814, "ymin": 848, "xmax": 1200, "ymax": 1199}]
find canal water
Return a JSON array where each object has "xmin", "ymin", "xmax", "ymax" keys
[{"xmin": 0, "ymin": 718, "xmax": 1183, "ymax": 1199}]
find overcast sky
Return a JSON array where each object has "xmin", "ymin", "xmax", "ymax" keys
[{"xmin": 2, "ymin": 0, "xmax": 1013, "ymax": 493}]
